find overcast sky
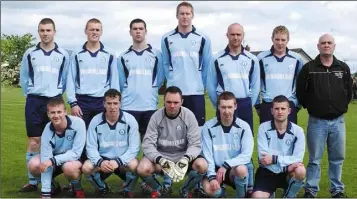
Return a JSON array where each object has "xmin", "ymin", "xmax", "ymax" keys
[{"xmin": 1, "ymin": 1, "xmax": 357, "ymax": 72}]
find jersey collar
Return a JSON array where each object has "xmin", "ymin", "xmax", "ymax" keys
[
  {"xmin": 49, "ymin": 115, "xmax": 72, "ymax": 132},
  {"xmin": 127, "ymin": 44, "xmax": 153, "ymax": 56},
  {"xmin": 270, "ymin": 120, "xmax": 293, "ymax": 139},
  {"xmin": 35, "ymin": 42, "xmax": 60, "ymax": 56},
  {"xmin": 101, "ymin": 110, "xmax": 125, "ymax": 130},
  {"xmin": 213, "ymin": 116, "xmax": 240, "ymax": 133},
  {"xmin": 269, "ymin": 46, "xmax": 294, "ymax": 62},
  {"xmin": 174, "ymin": 25, "xmax": 197, "ymax": 38},
  {"xmin": 224, "ymin": 45, "xmax": 246, "ymax": 60},
  {"xmin": 81, "ymin": 41, "xmax": 106, "ymax": 57}
]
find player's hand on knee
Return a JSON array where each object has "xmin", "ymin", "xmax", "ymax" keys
[
  {"xmin": 288, "ymin": 162, "xmax": 303, "ymax": 173},
  {"xmin": 71, "ymin": 105, "xmax": 83, "ymax": 118},
  {"xmin": 209, "ymin": 179, "xmax": 220, "ymax": 192},
  {"xmin": 109, "ymin": 160, "xmax": 119, "ymax": 171},
  {"xmin": 159, "ymin": 158, "xmax": 176, "ymax": 179},
  {"xmin": 216, "ymin": 167, "xmax": 227, "ymax": 184},
  {"xmin": 40, "ymin": 160, "xmax": 53, "ymax": 173},
  {"xmin": 100, "ymin": 160, "xmax": 113, "ymax": 173}
]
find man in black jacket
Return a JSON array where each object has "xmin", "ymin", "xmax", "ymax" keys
[{"xmin": 296, "ymin": 34, "xmax": 352, "ymax": 198}]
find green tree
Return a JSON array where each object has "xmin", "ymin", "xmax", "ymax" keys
[{"xmin": 1, "ymin": 33, "xmax": 36, "ymax": 86}]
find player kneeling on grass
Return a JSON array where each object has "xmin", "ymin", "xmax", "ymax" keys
[
  {"xmin": 137, "ymin": 86, "xmax": 208, "ymax": 198},
  {"xmin": 201, "ymin": 91, "xmax": 254, "ymax": 198},
  {"xmin": 81, "ymin": 89, "xmax": 140, "ymax": 198},
  {"xmin": 252, "ymin": 95, "xmax": 306, "ymax": 198},
  {"xmin": 27, "ymin": 97, "xmax": 86, "ymax": 198}
]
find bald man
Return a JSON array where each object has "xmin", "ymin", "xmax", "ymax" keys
[
  {"xmin": 206, "ymin": 23, "xmax": 260, "ymax": 196},
  {"xmin": 297, "ymin": 34, "xmax": 352, "ymax": 198}
]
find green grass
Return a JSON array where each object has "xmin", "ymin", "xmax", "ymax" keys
[{"xmin": 1, "ymin": 87, "xmax": 357, "ymax": 198}]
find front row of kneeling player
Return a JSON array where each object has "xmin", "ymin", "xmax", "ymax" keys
[{"xmin": 27, "ymin": 86, "xmax": 306, "ymax": 198}]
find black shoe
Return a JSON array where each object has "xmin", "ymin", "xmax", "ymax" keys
[
  {"xmin": 96, "ymin": 184, "xmax": 112, "ymax": 197},
  {"xmin": 18, "ymin": 184, "xmax": 38, "ymax": 192},
  {"xmin": 118, "ymin": 189, "xmax": 134, "ymax": 198},
  {"xmin": 161, "ymin": 185, "xmax": 173, "ymax": 196},
  {"xmin": 332, "ymin": 192, "xmax": 347, "ymax": 198},
  {"xmin": 140, "ymin": 181, "xmax": 153, "ymax": 195},
  {"xmin": 51, "ymin": 181, "xmax": 61, "ymax": 196},
  {"xmin": 303, "ymin": 191, "xmax": 316, "ymax": 198},
  {"xmin": 62, "ymin": 183, "xmax": 73, "ymax": 193},
  {"xmin": 193, "ymin": 186, "xmax": 207, "ymax": 198}
]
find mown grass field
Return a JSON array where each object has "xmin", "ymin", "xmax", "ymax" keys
[{"xmin": 1, "ymin": 87, "xmax": 357, "ymax": 198}]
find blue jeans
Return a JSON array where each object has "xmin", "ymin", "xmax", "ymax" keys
[{"xmin": 304, "ymin": 115, "xmax": 346, "ymax": 195}]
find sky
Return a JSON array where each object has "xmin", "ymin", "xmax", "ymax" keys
[{"xmin": 1, "ymin": 1, "xmax": 357, "ymax": 72}]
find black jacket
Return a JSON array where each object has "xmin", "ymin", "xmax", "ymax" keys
[{"xmin": 296, "ymin": 55, "xmax": 352, "ymax": 119}]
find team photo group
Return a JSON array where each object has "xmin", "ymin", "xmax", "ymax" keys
[{"xmin": 18, "ymin": 1, "xmax": 353, "ymax": 198}]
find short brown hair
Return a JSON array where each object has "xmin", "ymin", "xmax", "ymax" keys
[
  {"xmin": 104, "ymin": 89, "xmax": 121, "ymax": 101},
  {"xmin": 272, "ymin": 95, "xmax": 290, "ymax": 108},
  {"xmin": 176, "ymin": 1, "xmax": 194, "ymax": 16},
  {"xmin": 272, "ymin": 25, "xmax": 289, "ymax": 40},
  {"xmin": 85, "ymin": 18, "xmax": 102, "ymax": 30},
  {"xmin": 217, "ymin": 91, "xmax": 236, "ymax": 106},
  {"xmin": 38, "ymin": 18, "xmax": 56, "ymax": 30},
  {"xmin": 164, "ymin": 86, "xmax": 183, "ymax": 99},
  {"xmin": 47, "ymin": 96, "xmax": 65, "ymax": 109}
]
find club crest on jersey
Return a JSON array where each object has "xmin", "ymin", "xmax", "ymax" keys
[
  {"xmin": 67, "ymin": 135, "xmax": 73, "ymax": 141},
  {"xmin": 241, "ymin": 61, "xmax": 248, "ymax": 67},
  {"xmin": 125, "ymin": 59, "xmax": 129, "ymax": 63},
  {"xmin": 119, "ymin": 129, "xmax": 125, "ymax": 135},
  {"xmin": 264, "ymin": 64, "xmax": 269, "ymax": 67},
  {"xmin": 285, "ymin": 139, "xmax": 292, "ymax": 146},
  {"xmin": 101, "ymin": 57, "xmax": 106, "ymax": 63},
  {"xmin": 145, "ymin": 57, "xmax": 151, "ymax": 63},
  {"xmin": 288, "ymin": 64, "xmax": 294, "ymax": 69},
  {"xmin": 54, "ymin": 57, "xmax": 60, "ymax": 62},
  {"xmin": 233, "ymin": 133, "xmax": 239, "ymax": 139},
  {"xmin": 176, "ymin": 125, "xmax": 182, "ymax": 131},
  {"xmin": 191, "ymin": 40, "xmax": 196, "ymax": 45},
  {"xmin": 334, "ymin": 71, "xmax": 343, "ymax": 78}
]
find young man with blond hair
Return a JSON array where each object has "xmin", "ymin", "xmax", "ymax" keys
[
  {"xmin": 160, "ymin": 2, "xmax": 212, "ymax": 193},
  {"xmin": 66, "ymin": 18, "xmax": 120, "ymax": 128},
  {"xmin": 27, "ymin": 97, "xmax": 86, "ymax": 198},
  {"xmin": 255, "ymin": 25, "xmax": 304, "ymax": 125}
]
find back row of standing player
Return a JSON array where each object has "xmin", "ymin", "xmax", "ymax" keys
[{"xmin": 19, "ymin": 1, "xmax": 352, "ymax": 198}]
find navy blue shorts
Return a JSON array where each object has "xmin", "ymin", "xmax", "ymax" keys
[
  {"xmin": 76, "ymin": 94, "xmax": 104, "ymax": 128},
  {"xmin": 25, "ymin": 94, "xmax": 61, "ymax": 137},
  {"xmin": 124, "ymin": 110, "xmax": 156, "ymax": 138},
  {"xmin": 259, "ymin": 101, "xmax": 297, "ymax": 124},
  {"xmin": 216, "ymin": 97, "xmax": 253, "ymax": 134},
  {"xmin": 182, "ymin": 95, "xmax": 205, "ymax": 126},
  {"xmin": 253, "ymin": 167, "xmax": 288, "ymax": 195},
  {"xmin": 52, "ymin": 158, "xmax": 84, "ymax": 178}
]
